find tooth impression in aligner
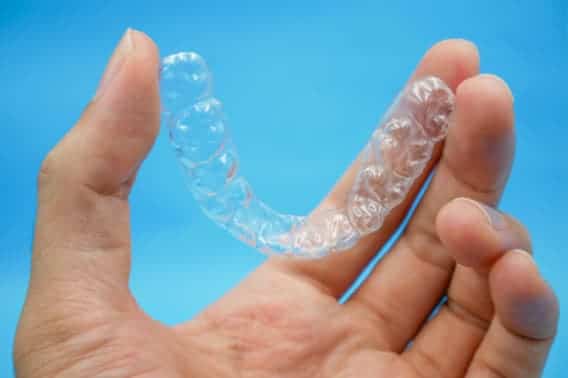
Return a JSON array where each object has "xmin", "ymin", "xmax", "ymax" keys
[{"xmin": 160, "ymin": 51, "xmax": 455, "ymax": 258}]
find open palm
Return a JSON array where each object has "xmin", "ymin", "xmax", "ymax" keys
[{"xmin": 15, "ymin": 30, "xmax": 557, "ymax": 378}]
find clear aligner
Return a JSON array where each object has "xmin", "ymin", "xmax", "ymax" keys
[{"xmin": 160, "ymin": 52, "xmax": 455, "ymax": 258}]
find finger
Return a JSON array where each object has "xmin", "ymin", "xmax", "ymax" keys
[
  {"xmin": 271, "ymin": 39, "xmax": 480, "ymax": 297},
  {"xmin": 29, "ymin": 29, "xmax": 160, "ymax": 306},
  {"xmin": 440, "ymin": 198, "xmax": 530, "ymax": 328},
  {"xmin": 350, "ymin": 74, "xmax": 514, "ymax": 350},
  {"xmin": 438, "ymin": 197, "xmax": 531, "ymax": 270},
  {"xmin": 466, "ymin": 250, "xmax": 558, "ymax": 377},
  {"xmin": 402, "ymin": 200, "xmax": 531, "ymax": 376}
]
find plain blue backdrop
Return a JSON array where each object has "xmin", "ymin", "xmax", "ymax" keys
[{"xmin": 1, "ymin": 1, "xmax": 566, "ymax": 376}]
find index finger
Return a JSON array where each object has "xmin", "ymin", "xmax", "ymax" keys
[{"xmin": 269, "ymin": 39, "xmax": 480, "ymax": 297}]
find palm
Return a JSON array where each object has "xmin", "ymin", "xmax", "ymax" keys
[
  {"xmin": 102, "ymin": 252, "xmax": 437, "ymax": 378},
  {"xmin": 179, "ymin": 264, "xmax": 399, "ymax": 377},
  {"xmin": 174, "ymin": 259, "xmax": 442, "ymax": 378}
]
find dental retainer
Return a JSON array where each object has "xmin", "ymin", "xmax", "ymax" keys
[{"xmin": 160, "ymin": 52, "xmax": 454, "ymax": 258}]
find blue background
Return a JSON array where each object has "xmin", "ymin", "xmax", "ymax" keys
[{"xmin": 1, "ymin": 1, "xmax": 566, "ymax": 376}]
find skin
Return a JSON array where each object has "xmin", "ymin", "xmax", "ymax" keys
[{"xmin": 14, "ymin": 30, "xmax": 559, "ymax": 378}]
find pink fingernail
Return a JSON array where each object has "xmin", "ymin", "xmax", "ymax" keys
[
  {"xmin": 456, "ymin": 197, "xmax": 517, "ymax": 250},
  {"xmin": 456, "ymin": 197, "xmax": 506, "ymax": 229},
  {"xmin": 511, "ymin": 248, "xmax": 536, "ymax": 267}
]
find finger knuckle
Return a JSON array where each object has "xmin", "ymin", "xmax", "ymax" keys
[{"xmin": 38, "ymin": 148, "xmax": 59, "ymax": 189}]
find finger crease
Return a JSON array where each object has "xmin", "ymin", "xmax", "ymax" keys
[
  {"xmin": 401, "ymin": 235, "xmax": 455, "ymax": 274},
  {"xmin": 446, "ymin": 299, "xmax": 490, "ymax": 332},
  {"xmin": 440, "ymin": 157, "xmax": 504, "ymax": 200},
  {"xmin": 470, "ymin": 360, "xmax": 508, "ymax": 378}
]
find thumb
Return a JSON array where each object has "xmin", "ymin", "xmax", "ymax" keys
[{"xmin": 29, "ymin": 29, "xmax": 159, "ymax": 308}]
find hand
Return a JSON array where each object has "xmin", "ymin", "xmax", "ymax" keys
[{"xmin": 15, "ymin": 30, "xmax": 558, "ymax": 378}]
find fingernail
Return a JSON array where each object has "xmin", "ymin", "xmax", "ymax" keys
[
  {"xmin": 478, "ymin": 73, "xmax": 514, "ymax": 103},
  {"xmin": 456, "ymin": 197, "xmax": 520, "ymax": 252},
  {"xmin": 457, "ymin": 197, "xmax": 507, "ymax": 230},
  {"xmin": 94, "ymin": 28, "xmax": 134, "ymax": 101},
  {"xmin": 510, "ymin": 248, "xmax": 536, "ymax": 267}
]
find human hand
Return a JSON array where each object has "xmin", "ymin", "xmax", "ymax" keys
[{"xmin": 14, "ymin": 30, "xmax": 558, "ymax": 378}]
